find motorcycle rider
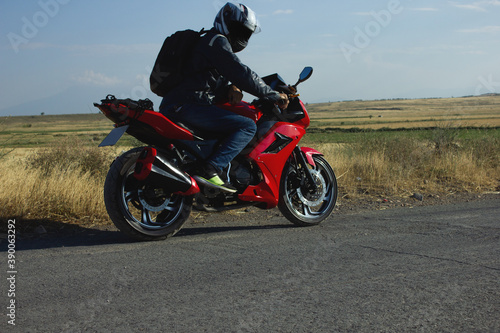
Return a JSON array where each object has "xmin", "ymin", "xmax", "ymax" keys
[{"xmin": 160, "ymin": 2, "xmax": 288, "ymax": 193}]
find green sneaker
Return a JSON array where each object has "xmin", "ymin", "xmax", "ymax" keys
[{"xmin": 194, "ymin": 164, "xmax": 237, "ymax": 193}]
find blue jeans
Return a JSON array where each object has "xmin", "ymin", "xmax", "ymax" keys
[{"xmin": 160, "ymin": 103, "xmax": 257, "ymax": 172}]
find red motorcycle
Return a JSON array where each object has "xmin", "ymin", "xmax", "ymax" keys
[{"xmin": 95, "ymin": 67, "xmax": 337, "ymax": 240}]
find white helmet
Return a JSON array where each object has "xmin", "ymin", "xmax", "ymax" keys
[{"xmin": 214, "ymin": 2, "xmax": 261, "ymax": 53}]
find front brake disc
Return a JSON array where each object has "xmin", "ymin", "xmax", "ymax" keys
[{"xmin": 296, "ymin": 169, "xmax": 326, "ymax": 207}]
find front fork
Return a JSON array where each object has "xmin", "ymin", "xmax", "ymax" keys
[{"xmin": 292, "ymin": 147, "xmax": 318, "ymax": 192}]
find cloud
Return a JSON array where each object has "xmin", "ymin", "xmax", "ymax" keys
[
  {"xmin": 273, "ymin": 9, "xmax": 293, "ymax": 15},
  {"xmin": 449, "ymin": 0, "xmax": 500, "ymax": 11},
  {"xmin": 457, "ymin": 25, "xmax": 500, "ymax": 33},
  {"xmin": 74, "ymin": 70, "xmax": 121, "ymax": 86},
  {"xmin": 452, "ymin": 3, "xmax": 487, "ymax": 11}
]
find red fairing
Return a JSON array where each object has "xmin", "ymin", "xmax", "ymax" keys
[
  {"xmin": 218, "ymin": 102, "xmax": 263, "ymax": 123},
  {"xmin": 300, "ymin": 147, "xmax": 323, "ymax": 167},
  {"xmin": 137, "ymin": 110, "xmax": 195, "ymax": 141},
  {"xmin": 100, "ymin": 103, "xmax": 196, "ymax": 141},
  {"xmin": 238, "ymin": 122, "xmax": 306, "ymax": 208}
]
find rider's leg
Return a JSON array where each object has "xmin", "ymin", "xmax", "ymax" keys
[{"xmin": 162, "ymin": 103, "xmax": 257, "ymax": 192}]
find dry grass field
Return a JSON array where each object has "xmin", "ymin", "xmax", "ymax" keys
[
  {"xmin": 0, "ymin": 114, "xmax": 111, "ymax": 148},
  {"xmin": 0, "ymin": 95, "xmax": 499, "ymax": 228},
  {"xmin": 0, "ymin": 143, "xmax": 117, "ymax": 226},
  {"xmin": 1, "ymin": 94, "xmax": 499, "ymax": 147},
  {"xmin": 308, "ymin": 94, "xmax": 500, "ymax": 129}
]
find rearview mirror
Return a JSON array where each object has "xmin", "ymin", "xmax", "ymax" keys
[
  {"xmin": 294, "ymin": 67, "xmax": 313, "ymax": 87},
  {"xmin": 299, "ymin": 67, "xmax": 313, "ymax": 82}
]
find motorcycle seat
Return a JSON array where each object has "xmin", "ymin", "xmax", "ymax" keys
[{"xmin": 173, "ymin": 121, "xmax": 226, "ymax": 141}]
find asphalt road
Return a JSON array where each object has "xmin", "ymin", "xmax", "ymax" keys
[{"xmin": 3, "ymin": 198, "xmax": 500, "ymax": 332}]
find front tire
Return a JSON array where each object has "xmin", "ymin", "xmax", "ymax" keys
[
  {"xmin": 104, "ymin": 147, "xmax": 193, "ymax": 241},
  {"xmin": 278, "ymin": 155, "xmax": 337, "ymax": 226}
]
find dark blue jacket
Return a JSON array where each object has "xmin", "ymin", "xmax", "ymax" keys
[{"xmin": 160, "ymin": 29, "xmax": 281, "ymax": 108}]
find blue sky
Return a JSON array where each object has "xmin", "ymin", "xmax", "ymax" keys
[{"xmin": 1, "ymin": 0, "xmax": 500, "ymax": 116}]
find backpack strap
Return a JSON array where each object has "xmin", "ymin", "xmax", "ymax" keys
[{"xmin": 208, "ymin": 33, "xmax": 225, "ymax": 47}]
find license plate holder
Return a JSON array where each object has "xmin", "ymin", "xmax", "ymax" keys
[{"xmin": 98, "ymin": 125, "xmax": 129, "ymax": 147}]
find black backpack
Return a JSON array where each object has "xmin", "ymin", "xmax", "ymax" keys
[{"xmin": 150, "ymin": 29, "xmax": 206, "ymax": 97}]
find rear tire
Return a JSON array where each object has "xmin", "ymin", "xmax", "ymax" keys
[
  {"xmin": 278, "ymin": 155, "xmax": 337, "ymax": 226},
  {"xmin": 104, "ymin": 147, "xmax": 193, "ymax": 241}
]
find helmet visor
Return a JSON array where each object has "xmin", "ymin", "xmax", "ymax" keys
[
  {"xmin": 228, "ymin": 21, "xmax": 255, "ymax": 52},
  {"xmin": 242, "ymin": 8, "xmax": 261, "ymax": 34}
]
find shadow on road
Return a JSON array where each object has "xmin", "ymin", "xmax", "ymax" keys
[{"xmin": 3, "ymin": 218, "xmax": 294, "ymax": 251}]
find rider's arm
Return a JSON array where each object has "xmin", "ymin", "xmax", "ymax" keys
[{"xmin": 202, "ymin": 34, "xmax": 282, "ymax": 103}]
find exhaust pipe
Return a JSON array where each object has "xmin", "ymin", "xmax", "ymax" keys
[{"xmin": 133, "ymin": 147, "xmax": 199, "ymax": 195}]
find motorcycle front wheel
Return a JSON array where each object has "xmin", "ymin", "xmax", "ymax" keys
[
  {"xmin": 103, "ymin": 147, "xmax": 193, "ymax": 241},
  {"xmin": 278, "ymin": 155, "xmax": 337, "ymax": 226}
]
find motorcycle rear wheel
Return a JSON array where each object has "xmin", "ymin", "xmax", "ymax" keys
[
  {"xmin": 278, "ymin": 155, "xmax": 337, "ymax": 226},
  {"xmin": 104, "ymin": 147, "xmax": 193, "ymax": 241}
]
